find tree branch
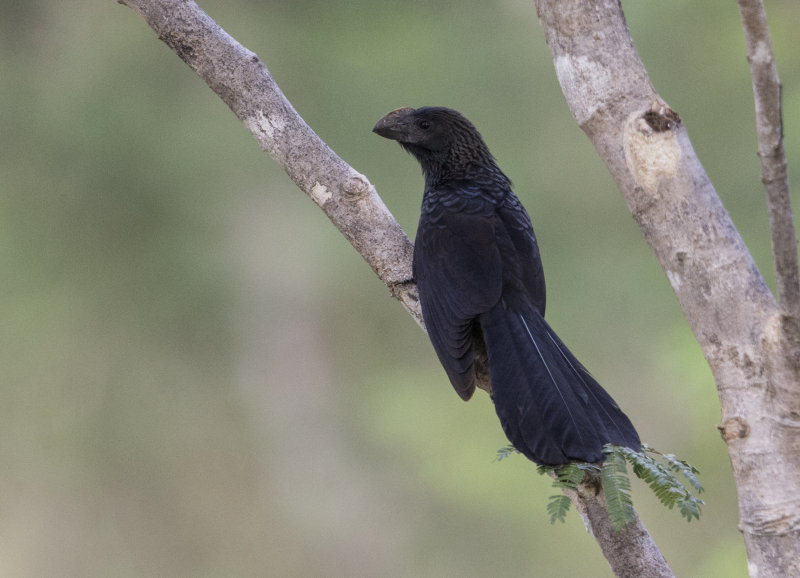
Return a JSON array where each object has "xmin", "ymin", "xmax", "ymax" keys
[
  {"xmin": 566, "ymin": 472, "xmax": 673, "ymax": 578},
  {"xmin": 119, "ymin": 0, "xmax": 672, "ymax": 574},
  {"xmin": 736, "ymin": 0, "xmax": 800, "ymax": 343},
  {"xmin": 117, "ymin": 0, "xmax": 421, "ymax": 327},
  {"xmin": 533, "ymin": 1, "xmax": 800, "ymax": 576}
]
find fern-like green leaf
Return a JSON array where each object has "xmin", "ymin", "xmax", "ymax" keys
[
  {"xmin": 534, "ymin": 463, "xmax": 597, "ymax": 524},
  {"xmin": 610, "ymin": 443, "xmax": 705, "ymax": 523},
  {"xmin": 507, "ymin": 442, "xmax": 704, "ymax": 526},
  {"xmin": 679, "ymin": 494, "xmax": 704, "ymax": 522},
  {"xmin": 552, "ymin": 463, "xmax": 587, "ymax": 489},
  {"xmin": 546, "ymin": 494, "xmax": 573, "ymax": 524},
  {"xmin": 601, "ymin": 447, "xmax": 635, "ymax": 531},
  {"xmin": 495, "ymin": 444, "xmax": 520, "ymax": 462},
  {"xmin": 662, "ymin": 452, "xmax": 704, "ymax": 494}
]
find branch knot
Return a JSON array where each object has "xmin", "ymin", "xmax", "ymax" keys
[{"xmin": 343, "ymin": 173, "xmax": 372, "ymax": 201}]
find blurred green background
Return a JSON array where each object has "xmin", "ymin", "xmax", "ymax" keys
[{"xmin": 2, "ymin": 0, "xmax": 799, "ymax": 575}]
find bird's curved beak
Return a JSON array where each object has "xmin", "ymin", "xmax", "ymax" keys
[{"xmin": 372, "ymin": 107, "xmax": 415, "ymax": 140}]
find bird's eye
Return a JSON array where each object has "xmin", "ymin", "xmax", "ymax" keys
[{"xmin": 418, "ymin": 120, "xmax": 431, "ymax": 130}]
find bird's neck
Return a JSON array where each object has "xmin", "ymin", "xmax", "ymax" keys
[{"xmin": 422, "ymin": 158, "xmax": 511, "ymax": 192}]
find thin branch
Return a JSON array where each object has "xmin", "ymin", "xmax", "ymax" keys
[
  {"xmin": 566, "ymin": 472, "xmax": 673, "ymax": 578},
  {"xmin": 736, "ymin": 0, "xmax": 800, "ymax": 342},
  {"xmin": 119, "ymin": 0, "xmax": 669, "ymax": 574},
  {"xmin": 117, "ymin": 0, "xmax": 421, "ymax": 327}
]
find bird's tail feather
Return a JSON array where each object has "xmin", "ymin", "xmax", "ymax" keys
[{"xmin": 479, "ymin": 301, "xmax": 640, "ymax": 465}]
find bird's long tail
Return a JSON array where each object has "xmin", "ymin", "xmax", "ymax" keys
[{"xmin": 479, "ymin": 301, "xmax": 640, "ymax": 465}]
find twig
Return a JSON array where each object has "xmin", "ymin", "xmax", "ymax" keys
[{"xmin": 737, "ymin": 0, "xmax": 800, "ymax": 341}]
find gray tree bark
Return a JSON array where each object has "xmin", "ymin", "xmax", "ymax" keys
[
  {"xmin": 118, "ymin": 0, "xmax": 421, "ymax": 328},
  {"xmin": 119, "ymin": 0, "xmax": 800, "ymax": 575},
  {"xmin": 533, "ymin": 1, "xmax": 800, "ymax": 576},
  {"xmin": 737, "ymin": 0, "xmax": 800, "ymax": 344}
]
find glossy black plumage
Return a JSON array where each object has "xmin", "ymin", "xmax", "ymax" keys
[{"xmin": 373, "ymin": 106, "xmax": 640, "ymax": 465}]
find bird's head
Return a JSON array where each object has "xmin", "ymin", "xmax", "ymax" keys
[{"xmin": 373, "ymin": 106, "xmax": 501, "ymax": 185}]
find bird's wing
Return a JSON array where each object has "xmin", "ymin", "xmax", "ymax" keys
[
  {"xmin": 414, "ymin": 192, "xmax": 504, "ymax": 400},
  {"xmin": 495, "ymin": 194, "xmax": 546, "ymax": 315}
]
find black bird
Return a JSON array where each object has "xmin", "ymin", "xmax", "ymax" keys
[{"xmin": 373, "ymin": 106, "xmax": 640, "ymax": 465}]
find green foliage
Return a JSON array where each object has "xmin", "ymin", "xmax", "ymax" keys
[
  {"xmin": 504, "ymin": 443, "xmax": 705, "ymax": 530},
  {"xmin": 609, "ymin": 443, "xmax": 705, "ymax": 523},
  {"xmin": 601, "ymin": 448, "xmax": 635, "ymax": 531},
  {"xmin": 550, "ymin": 462, "xmax": 591, "ymax": 489},
  {"xmin": 495, "ymin": 444, "xmax": 521, "ymax": 462},
  {"xmin": 537, "ymin": 462, "xmax": 598, "ymax": 524},
  {"xmin": 546, "ymin": 494, "xmax": 574, "ymax": 525}
]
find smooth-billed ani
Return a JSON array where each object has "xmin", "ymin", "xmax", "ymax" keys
[{"xmin": 373, "ymin": 106, "xmax": 640, "ymax": 465}]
